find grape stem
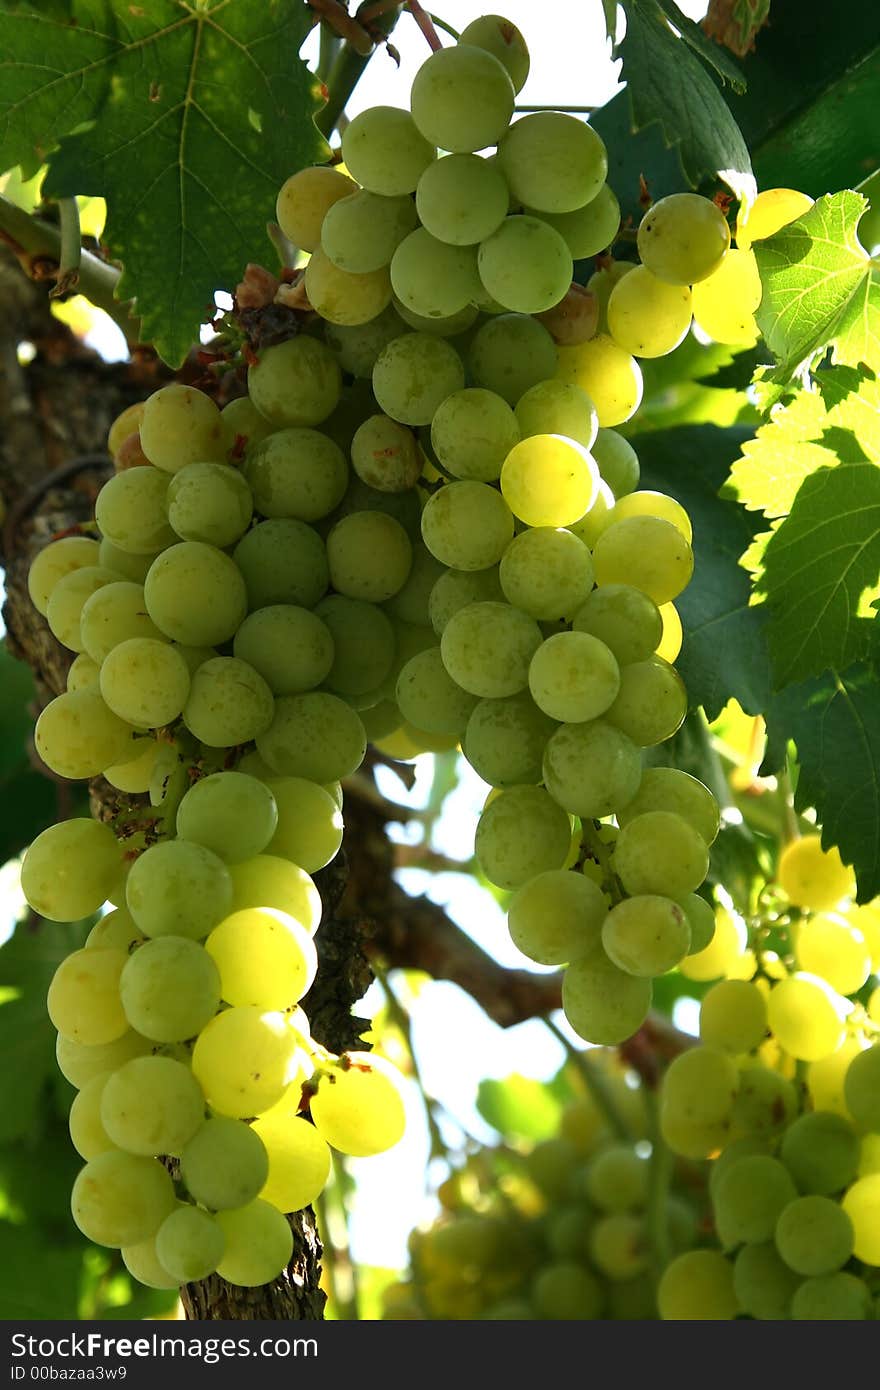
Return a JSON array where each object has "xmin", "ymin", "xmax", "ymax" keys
[
  {"xmin": 50, "ymin": 199, "xmax": 82, "ymax": 299},
  {"xmin": 307, "ymin": 0, "xmax": 375, "ymax": 56},
  {"xmin": 427, "ymin": 13, "xmax": 460, "ymax": 40},
  {"xmin": 543, "ymin": 1016, "xmax": 634, "ymax": 1140},
  {"xmin": 405, "ymin": 0, "xmax": 443, "ymax": 51},
  {"xmin": 581, "ymin": 818, "xmax": 625, "ymax": 903}
]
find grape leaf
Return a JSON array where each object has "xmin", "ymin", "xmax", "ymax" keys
[
  {"xmin": 1, "ymin": 0, "xmax": 327, "ymax": 365},
  {"xmin": 653, "ymin": 0, "xmax": 747, "ymax": 92},
  {"xmin": 476, "ymin": 1073, "xmax": 570, "ymax": 1143},
  {"xmin": 619, "ymin": 0, "xmax": 755, "ymax": 204},
  {"xmin": 756, "ymin": 458, "xmax": 880, "ymax": 687},
  {"xmin": 754, "ymin": 192, "xmax": 878, "ymax": 380},
  {"xmin": 762, "ymin": 663, "xmax": 880, "ymax": 900}
]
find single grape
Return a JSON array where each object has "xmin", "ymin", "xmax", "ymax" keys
[
  {"xmin": 310, "ymin": 1052, "xmax": 406, "ymax": 1157},
  {"xmin": 601, "ymin": 895, "xmax": 691, "ymax": 977},
  {"xmin": 498, "ymin": 112, "xmax": 607, "ymax": 212},
  {"xmin": 139, "ymin": 384, "xmax": 224, "ymax": 473},
  {"xmin": 22, "ymin": 818, "xmax": 120, "ymax": 922},
  {"xmin": 119, "ymin": 936, "xmax": 221, "ymax": 1043},
  {"xmin": 637, "ymin": 193, "xmax": 731, "ymax": 285},
  {"xmin": 275, "ymin": 165, "xmax": 356, "ymax": 250},
  {"xmin": 410, "ymin": 45, "xmax": 515, "ymax": 154}
]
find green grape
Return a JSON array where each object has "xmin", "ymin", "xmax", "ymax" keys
[
  {"xmin": 421, "ymin": 481, "xmax": 514, "ymax": 570},
  {"xmin": 797, "ymin": 912, "xmax": 871, "ymax": 996},
  {"xmin": 310, "ymin": 1051, "xmax": 406, "ymax": 1157},
  {"xmin": 182, "ymin": 656, "xmax": 274, "ymax": 747},
  {"xmin": 612, "ymin": 812, "xmax": 709, "ymax": 897},
  {"xmin": 233, "ymin": 519, "xmax": 328, "ymax": 610},
  {"xmin": 245, "ymin": 427, "xmax": 348, "ymax": 523},
  {"xmin": 498, "ymin": 112, "xmax": 606, "ymax": 212},
  {"xmin": 841, "ymin": 1174, "xmax": 880, "ymax": 1263},
  {"xmin": 206, "ymin": 907, "xmax": 316, "ymax": 1011},
  {"xmin": 774, "ymin": 1195, "xmax": 854, "ymax": 1276},
  {"xmin": 247, "ymin": 337, "xmax": 341, "ymax": 428},
  {"xmin": 458, "ymin": 15, "xmax": 530, "ymax": 92},
  {"xmin": 603, "ymin": 489, "xmax": 693, "ymax": 542},
  {"xmin": 99, "ymin": 638, "xmax": 191, "ymax": 729},
  {"xmin": 321, "ymin": 189, "xmax": 417, "ymax": 272},
  {"xmin": 478, "ymin": 216, "xmax": 572, "ymax": 315},
  {"xmin": 732, "ymin": 1242, "xmax": 800, "ymax": 1321},
  {"xmin": 463, "ymin": 690, "xmax": 557, "ymax": 787},
  {"xmin": 359, "ymin": 700, "xmax": 403, "ymax": 741},
  {"xmin": 429, "ymin": 566, "xmax": 504, "ymax": 635},
  {"xmin": 591, "ymin": 429, "xmax": 639, "ymax": 497},
  {"xmin": 180, "ymin": 1116, "xmax": 269, "ymax": 1211},
  {"xmin": 396, "ymin": 647, "xmax": 478, "ymax": 735},
  {"xmin": 351, "ymin": 414, "xmax": 422, "ymax": 492},
  {"xmin": 155, "ymin": 1205, "xmax": 224, "ymax": 1282},
  {"xmin": 468, "ymin": 313, "xmax": 558, "ymax": 405},
  {"xmin": 777, "ymin": 833, "xmax": 854, "ymax": 911},
  {"xmin": 526, "ymin": 1137, "xmax": 580, "ymax": 1201},
  {"xmin": 567, "ymin": 480, "xmax": 615, "ymax": 547},
  {"xmin": 144, "ymin": 542, "xmax": 247, "ymax": 645},
  {"xmin": 780, "ymin": 1111, "xmax": 859, "ymax": 1196},
  {"xmin": 71, "ymin": 1151, "xmax": 176, "ymax": 1247},
  {"xmin": 372, "ymin": 333, "xmax": 465, "ymax": 426},
  {"xmin": 393, "ymin": 297, "xmax": 479, "ymax": 336},
  {"xmin": 192, "ymin": 1007, "xmax": 302, "ymax": 1118},
  {"xmin": 384, "ymin": 545, "xmax": 447, "ymax": 626},
  {"xmin": 315, "ymin": 595, "xmax": 395, "ymax": 696},
  {"xmin": 617, "ymin": 767, "xmax": 720, "ymax": 845},
  {"xmin": 85, "ymin": 905, "xmax": 144, "ymax": 954},
  {"xmin": 69, "ymin": 1073, "xmax": 114, "ymax": 1160},
  {"xmin": 120, "ymin": 1236, "xmax": 177, "ymax": 1291},
  {"xmin": 176, "ymin": 772, "xmax": 278, "ymax": 864},
  {"xmin": 526, "ymin": 183, "xmax": 620, "ymax": 258},
  {"xmin": 531, "ymin": 1262, "xmax": 603, "ymax": 1320},
  {"xmin": 844, "ymin": 1047, "xmax": 880, "ymax": 1131},
  {"xmin": 139, "ymin": 384, "xmax": 224, "ymax": 473},
  {"xmin": 28, "ymin": 535, "xmax": 101, "ymax": 616},
  {"xmin": 637, "ymin": 193, "xmax": 731, "ymax": 285},
  {"xmin": 732, "ymin": 1063, "xmax": 798, "ymax": 1136},
  {"xmin": 562, "ymin": 943, "xmax": 652, "ymax": 1045},
  {"xmin": 256, "ymin": 692, "xmax": 367, "ymax": 782},
  {"xmin": 56, "ymin": 1029, "xmax": 151, "ymax": 1090},
  {"xmin": 528, "ymin": 630, "xmax": 620, "ymax": 723},
  {"xmin": 571, "ymin": 584, "xmax": 661, "ymax": 666},
  {"xmin": 607, "ymin": 266, "xmax": 693, "ymax": 357},
  {"xmin": 440, "ymin": 600, "xmax": 542, "ymax": 698},
  {"xmin": 699, "ymin": 980, "xmax": 768, "ymax": 1053},
  {"xmin": 220, "ymin": 395, "xmax": 276, "ymax": 458},
  {"xmin": 601, "ymin": 895, "xmax": 691, "ymax": 977},
  {"xmin": 35, "ymin": 689, "xmax": 133, "ymax": 780},
  {"xmin": 233, "ymin": 605, "xmax": 334, "ymax": 696},
  {"xmin": 586, "ymin": 1145, "xmax": 649, "ymax": 1213},
  {"xmin": 589, "ymin": 1212, "xmax": 649, "ymax": 1278},
  {"xmin": 100, "ymin": 1056, "xmax": 205, "ymax": 1157},
  {"xmin": 474, "ymin": 785, "xmax": 572, "ymax": 890},
  {"xmin": 375, "ymin": 618, "xmax": 435, "ymax": 702},
  {"xmin": 166, "ymin": 462, "xmax": 252, "ymax": 547},
  {"xmin": 326, "ymin": 511, "xmax": 413, "ymax": 603},
  {"xmin": 676, "ymin": 891, "xmax": 716, "ymax": 954},
  {"xmin": 501, "ymin": 434, "xmax": 598, "ymax": 527},
  {"xmin": 587, "ymin": 260, "xmax": 636, "ymax": 332},
  {"xmin": 660, "ymin": 1046, "xmax": 739, "ymax": 1159},
  {"xmin": 691, "ymin": 248, "xmax": 762, "ymax": 345},
  {"xmin": 67, "ymin": 653, "xmax": 100, "ymax": 692},
  {"xmin": 304, "ymin": 246, "xmax": 392, "ymax": 326},
  {"xmin": 415, "ymin": 153, "xmax": 508, "ymax": 246},
  {"xmin": 604, "ymin": 656, "xmax": 688, "ymax": 747},
  {"xmin": 334, "ymin": 471, "xmax": 423, "ymax": 542},
  {"xmin": 275, "ymin": 165, "xmax": 357, "ymax": 250},
  {"xmin": 252, "ymin": 1112, "xmax": 331, "ymax": 1214},
  {"xmin": 430, "ymin": 388, "xmax": 520, "ymax": 482},
  {"xmin": 325, "ymin": 305, "xmax": 406, "ymax": 378},
  {"xmin": 499, "ymin": 526, "xmax": 594, "ymax": 621},
  {"xmin": 593, "ymin": 515, "xmax": 694, "ymax": 605},
  {"xmin": 391, "ymin": 228, "xmax": 480, "ymax": 319},
  {"xmin": 508, "ymin": 868, "xmax": 607, "ymax": 966},
  {"xmin": 791, "ymin": 1271, "xmax": 872, "ymax": 1321},
  {"xmin": 341, "ymin": 107, "xmax": 436, "ymax": 197},
  {"xmin": 266, "ymin": 777, "xmax": 343, "ymax": 873},
  {"xmin": 79, "ymin": 581, "xmax": 165, "ymax": 665},
  {"xmin": 215, "ymin": 1199, "xmax": 294, "ymax": 1287},
  {"xmin": 47, "ymin": 566, "xmax": 125, "ymax": 651},
  {"xmin": 22, "ymin": 818, "xmax": 120, "ymax": 922},
  {"xmin": 766, "ymin": 974, "xmax": 847, "ymax": 1062},
  {"xmin": 410, "ymin": 44, "xmax": 514, "ymax": 153},
  {"xmin": 713, "ymin": 1155, "xmax": 797, "ymax": 1247},
  {"xmin": 125, "ymin": 840, "xmax": 231, "ymax": 940},
  {"xmin": 657, "ymin": 1250, "xmax": 738, "ymax": 1320},
  {"xmin": 543, "ymin": 718, "xmax": 641, "ymax": 818},
  {"xmin": 514, "ymin": 380, "xmax": 598, "ymax": 450},
  {"xmin": 735, "ymin": 188, "xmax": 813, "ymax": 251},
  {"xmin": 656, "ymin": 602, "xmax": 682, "ymax": 662},
  {"xmin": 555, "ymin": 334, "xmax": 643, "ymax": 427}
]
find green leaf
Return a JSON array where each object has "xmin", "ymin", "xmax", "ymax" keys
[
  {"xmin": 653, "ymin": 0, "xmax": 747, "ymax": 92},
  {"xmin": 619, "ymin": 0, "xmax": 755, "ymax": 203},
  {"xmin": 3, "ymin": 0, "xmax": 328, "ymax": 364},
  {"xmin": 763, "ymin": 663, "xmax": 880, "ymax": 900},
  {"xmin": 757, "ymin": 459, "xmax": 880, "ymax": 686},
  {"xmin": 0, "ymin": 1224, "xmax": 85, "ymax": 1318},
  {"xmin": 635, "ymin": 425, "xmax": 772, "ymax": 720},
  {"xmin": 475, "ymin": 1073, "xmax": 566, "ymax": 1143},
  {"xmin": 754, "ymin": 192, "xmax": 877, "ymax": 380}
]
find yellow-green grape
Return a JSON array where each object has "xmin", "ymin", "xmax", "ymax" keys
[
  {"xmin": 589, "ymin": 1213, "xmax": 649, "ymax": 1279},
  {"xmin": 431, "ymin": 388, "xmax": 520, "ymax": 482},
  {"xmin": 252, "ymin": 1112, "xmax": 331, "ymax": 1214},
  {"xmin": 514, "ymin": 379, "xmax": 598, "ymax": 450},
  {"xmin": 166, "ymin": 462, "xmax": 253, "ymax": 547},
  {"xmin": 841, "ymin": 1174, "xmax": 880, "ymax": 1264},
  {"xmin": 429, "ymin": 566, "xmax": 503, "ymax": 635},
  {"xmin": 95, "ymin": 467, "xmax": 178, "ymax": 556},
  {"xmin": 69, "ymin": 1073, "xmax": 114, "ymax": 1160},
  {"xmin": 245, "ymin": 427, "xmax": 348, "ymax": 522},
  {"xmin": 592, "ymin": 515, "xmax": 694, "ymax": 605},
  {"xmin": 507, "ymin": 869, "xmax": 606, "ymax": 966},
  {"xmin": 468, "ymin": 313, "xmax": 558, "ymax": 405},
  {"xmin": 107, "ymin": 401, "xmax": 146, "ymax": 459},
  {"xmin": 46, "ymin": 566, "xmax": 124, "ymax": 651},
  {"xmin": 440, "ymin": 600, "xmax": 542, "ymax": 698},
  {"xmin": 604, "ymin": 656, "xmax": 687, "ymax": 747},
  {"xmin": 679, "ymin": 906, "xmax": 748, "ymax": 982},
  {"xmin": 603, "ymin": 489, "xmax": 693, "ymax": 543},
  {"xmin": 459, "ymin": 14, "xmax": 530, "ymax": 92},
  {"xmin": 791, "ymin": 1272, "xmax": 872, "ymax": 1321},
  {"xmin": 85, "ymin": 905, "xmax": 144, "ymax": 953},
  {"xmin": 556, "ymin": 335, "xmax": 643, "ymax": 427},
  {"xmin": 275, "ymin": 165, "xmax": 357, "ymax": 250},
  {"xmin": 192, "ymin": 1007, "xmax": 302, "ymax": 1118},
  {"xmin": 846, "ymin": 903, "xmax": 880, "ymax": 971},
  {"xmin": 372, "ymin": 333, "xmax": 465, "ymax": 426},
  {"xmin": 228, "ymin": 855, "xmax": 322, "ymax": 934},
  {"xmin": 844, "ymin": 1047, "xmax": 880, "ymax": 1132},
  {"xmin": 315, "ymin": 595, "xmax": 395, "ymax": 697},
  {"xmin": 478, "ymin": 216, "xmax": 573, "ymax": 315},
  {"xmin": 498, "ymin": 111, "xmax": 606, "ymax": 213},
  {"xmin": 543, "ymin": 718, "xmax": 641, "ymax": 818},
  {"xmin": 80, "ymin": 581, "xmax": 166, "ymax": 665},
  {"xmin": 691, "ymin": 249, "xmax": 762, "ymax": 344},
  {"xmin": 205, "ymin": 907, "xmax": 316, "ymax": 1011},
  {"xmin": 806, "ymin": 1035, "xmax": 865, "ymax": 1117},
  {"xmin": 733, "ymin": 1061, "xmax": 798, "ymax": 1136},
  {"xmin": 180, "ymin": 1116, "xmax": 269, "ymax": 1211},
  {"xmin": 422, "ymin": 480, "xmax": 514, "ymax": 570},
  {"xmin": 637, "ymin": 193, "xmax": 731, "ymax": 285},
  {"xmin": 415, "ymin": 153, "xmax": 508, "ymax": 245},
  {"xmin": 139, "ymin": 384, "xmax": 224, "ymax": 473},
  {"xmin": 35, "ymin": 689, "xmax": 133, "ymax": 780},
  {"xmin": 780, "ymin": 1111, "xmax": 859, "ymax": 1195},
  {"xmin": 463, "ymin": 690, "xmax": 557, "ymax": 788},
  {"xmin": 100, "ymin": 1056, "xmax": 205, "ymax": 1157},
  {"xmin": 796, "ymin": 912, "xmax": 870, "ymax": 996},
  {"xmin": 233, "ymin": 599, "xmax": 333, "ymax": 694},
  {"xmin": 120, "ymin": 1236, "xmax": 177, "ymax": 1291},
  {"xmin": 735, "ymin": 188, "xmax": 814, "ymax": 250},
  {"xmin": 176, "ymin": 772, "xmax": 278, "ymax": 864},
  {"xmin": 562, "ymin": 943, "xmax": 652, "ymax": 1045},
  {"xmin": 571, "ymin": 584, "xmax": 661, "ymax": 666},
  {"xmin": 528, "ymin": 630, "xmax": 620, "ymax": 722},
  {"xmin": 391, "ymin": 228, "xmax": 480, "ymax": 319},
  {"xmin": 607, "ymin": 266, "xmax": 692, "ymax": 358},
  {"xmin": 21, "ymin": 818, "xmax": 120, "ymax": 922},
  {"xmin": 660, "ymin": 1046, "xmax": 739, "ymax": 1158},
  {"xmin": 777, "ymin": 834, "xmax": 855, "ymax": 911},
  {"xmin": 528, "ymin": 184, "xmax": 620, "ymax": 259},
  {"xmin": 590, "ymin": 429, "xmax": 639, "ymax": 498},
  {"xmin": 396, "ymin": 647, "xmax": 477, "ymax": 736},
  {"xmin": 182, "ymin": 656, "xmax": 274, "ymax": 747},
  {"xmin": 500, "ymin": 434, "xmax": 598, "ymax": 527},
  {"xmin": 499, "ymin": 526, "xmax": 594, "ymax": 621},
  {"xmin": 28, "ymin": 535, "xmax": 101, "ymax": 616},
  {"xmin": 265, "ymin": 777, "xmax": 343, "ymax": 873},
  {"xmin": 309, "ymin": 1052, "xmax": 406, "ymax": 1157},
  {"xmin": 531, "ymin": 1262, "xmax": 603, "ymax": 1320},
  {"xmin": 676, "ymin": 891, "xmax": 716, "ymax": 954},
  {"xmin": 393, "ymin": 297, "xmax": 479, "ymax": 336},
  {"xmin": 601, "ymin": 895, "xmax": 691, "ymax": 977},
  {"xmin": 774, "ymin": 1195, "xmax": 854, "ymax": 1276},
  {"xmin": 144, "ymin": 541, "xmax": 247, "ymax": 646},
  {"xmin": 66, "ymin": 653, "xmax": 101, "ymax": 692},
  {"xmin": 304, "ymin": 246, "xmax": 392, "ymax": 326},
  {"xmin": 125, "ymin": 839, "xmax": 231, "ymax": 940},
  {"xmin": 325, "ymin": 304, "xmax": 406, "ymax": 377},
  {"xmin": 155, "ymin": 1205, "xmax": 224, "ymax": 1283},
  {"xmin": 56, "ymin": 1030, "xmax": 150, "ymax": 1090},
  {"xmin": 657, "ymin": 1251, "xmax": 739, "ymax": 1320},
  {"xmin": 247, "ymin": 337, "xmax": 341, "ymax": 429},
  {"xmin": 326, "ymin": 511, "xmax": 413, "ymax": 602},
  {"xmin": 220, "ymin": 395, "xmax": 275, "ymax": 457},
  {"xmin": 475, "ymin": 785, "xmax": 571, "ymax": 890},
  {"xmin": 700, "ymin": 980, "xmax": 768, "ymax": 1053},
  {"xmin": 588, "ymin": 260, "xmax": 636, "ymax": 331},
  {"xmin": 766, "ymin": 974, "xmax": 848, "ymax": 1062},
  {"xmin": 410, "ymin": 44, "xmax": 514, "ymax": 153},
  {"xmin": 585, "ymin": 1145, "xmax": 649, "ymax": 1213},
  {"xmin": 215, "ymin": 1200, "xmax": 294, "ymax": 1287},
  {"xmin": 256, "ymin": 692, "xmax": 367, "ymax": 782},
  {"xmin": 342, "ymin": 108, "xmax": 436, "ymax": 196},
  {"xmin": 99, "ymin": 638, "xmax": 191, "ymax": 729},
  {"xmin": 71, "ymin": 1151, "xmax": 176, "ymax": 1247},
  {"xmin": 732, "ymin": 1242, "xmax": 801, "ymax": 1320},
  {"xmin": 656, "ymin": 602, "xmax": 683, "ymax": 662},
  {"xmin": 617, "ymin": 767, "xmax": 720, "ymax": 845},
  {"xmin": 321, "ymin": 189, "xmax": 417, "ymax": 273},
  {"xmin": 233, "ymin": 519, "xmax": 329, "ymax": 611},
  {"xmin": 351, "ymin": 414, "xmax": 421, "ymax": 492},
  {"xmin": 612, "ymin": 811, "xmax": 709, "ymax": 897}
]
